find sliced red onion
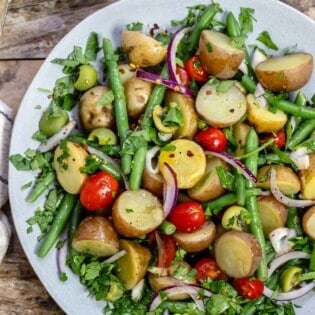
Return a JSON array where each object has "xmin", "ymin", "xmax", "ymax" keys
[
  {"xmin": 270, "ymin": 168, "xmax": 315, "ymax": 207},
  {"xmin": 251, "ymin": 48, "xmax": 267, "ymax": 70},
  {"xmin": 204, "ymin": 150, "xmax": 257, "ymax": 183},
  {"xmin": 56, "ymin": 239, "xmax": 68, "ymax": 278},
  {"xmin": 103, "ymin": 249, "xmax": 127, "ymax": 264},
  {"xmin": 38, "ymin": 120, "xmax": 76, "ymax": 152},
  {"xmin": 238, "ymin": 59, "xmax": 248, "ymax": 75},
  {"xmin": 269, "ymin": 227, "xmax": 297, "ymax": 255},
  {"xmin": 263, "ymin": 282, "xmax": 315, "ymax": 301},
  {"xmin": 263, "ymin": 250, "xmax": 314, "ymax": 301},
  {"xmin": 149, "ymin": 285, "xmax": 212, "ymax": 311},
  {"xmin": 289, "ymin": 147, "xmax": 310, "ymax": 170},
  {"xmin": 131, "ymin": 278, "xmax": 145, "ymax": 301},
  {"xmin": 167, "ymin": 27, "xmax": 190, "ymax": 83},
  {"xmin": 267, "ymin": 251, "xmax": 310, "ymax": 277},
  {"xmin": 136, "ymin": 69, "xmax": 194, "ymax": 98},
  {"xmin": 162, "ymin": 163, "xmax": 179, "ymax": 217},
  {"xmin": 145, "ymin": 146, "xmax": 161, "ymax": 175},
  {"xmin": 86, "ymin": 145, "xmax": 129, "ymax": 190}
]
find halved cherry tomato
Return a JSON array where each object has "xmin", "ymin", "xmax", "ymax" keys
[
  {"xmin": 195, "ymin": 257, "xmax": 228, "ymax": 281},
  {"xmin": 184, "ymin": 55, "xmax": 208, "ymax": 83},
  {"xmin": 195, "ymin": 127, "xmax": 228, "ymax": 152},
  {"xmin": 260, "ymin": 129, "xmax": 286, "ymax": 150},
  {"xmin": 168, "ymin": 201, "xmax": 206, "ymax": 232},
  {"xmin": 156, "ymin": 233, "xmax": 177, "ymax": 268},
  {"xmin": 80, "ymin": 171, "xmax": 119, "ymax": 211},
  {"xmin": 233, "ymin": 277, "xmax": 264, "ymax": 300},
  {"xmin": 176, "ymin": 65, "xmax": 189, "ymax": 86}
]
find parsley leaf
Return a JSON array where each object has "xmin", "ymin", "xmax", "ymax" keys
[{"xmin": 257, "ymin": 31, "xmax": 278, "ymax": 50}]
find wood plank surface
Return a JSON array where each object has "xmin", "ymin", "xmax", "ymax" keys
[{"xmin": 0, "ymin": 0, "xmax": 314, "ymax": 314}]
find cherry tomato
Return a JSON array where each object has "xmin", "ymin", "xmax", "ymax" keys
[
  {"xmin": 80, "ymin": 171, "xmax": 119, "ymax": 211},
  {"xmin": 184, "ymin": 55, "xmax": 208, "ymax": 83},
  {"xmin": 261, "ymin": 130, "xmax": 286, "ymax": 150},
  {"xmin": 156, "ymin": 233, "xmax": 177, "ymax": 268},
  {"xmin": 195, "ymin": 257, "xmax": 228, "ymax": 281},
  {"xmin": 195, "ymin": 127, "xmax": 228, "ymax": 152},
  {"xmin": 233, "ymin": 277, "xmax": 264, "ymax": 300},
  {"xmin": 168, "ymin": 201, "xmax": 206, "ymax": 232},
  {"xmin": 176, "ymin": 65, "xmax": 189, "ymax": 86}
]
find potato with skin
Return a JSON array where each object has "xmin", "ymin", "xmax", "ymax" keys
[
  {"xmin": 187, "ymin": 156, "xmax": 229, "ymax": 202},
  {"xmin": 121, "ymin": 30, "xmax": 166, "ymax": 67},
  {"xmin": 141, "ymin": 166, "xmax": 164, "ymax": 198},
  {"xmin": 164, "ymin": 91, "xmax": 198, "ymax": 139},
  {"xmin": 118, "ymin": 63, "xmax": 136, "ymax": 84},
  {"xmin": 173, "ymin": 221, "xmax": 217, "ymax": 253},
  {"xmin": 214, "ymin": 230, "xmax": 262, "ymax": 278},
  {"xmin": 247, "ymin": 94, "xmax": 288, "ymax": 133},
  {"xmin": 53, "ymin": 141, "xmax": 88, "ymax": 194},
  {"xmin": 257, "ymin": 164, "xmax": 301, "ymax": 195},
  {"xmin": 158, "ymin": 139, "xmax": 206, "ymax": 189},
  {"xmin": 302, "ymin": 206, "xmax": 315, "ymax": 239},
  {"xmin": 72, "ymin": 216, "xmax": 119, "ymax": 257},
  {"xmin": 255, "ymin": 53, "xmax": 313, "ymax": 92},
  {"xmin": 257, "ymin": 195, "xmax": 288, "ymax": 238},
  {"xmin": 199, "ymin": 29, "xmax": 245, "ymax": 79},
  {"xmin": 124, "ymin": 77, "xmax": 153, "ymax": 119},
  {"xmin": 196, "ymin": 82, "xmax": 247, "ymax": 128},
  {"xmin": 116, "ymin": 239, "xmax": 151, "ymax": 290},
  {"xmin": 112, "ymin": 189, "xmax": 164, "ymax": 238},
  {"xmin": 79, "ymin": 86, "xmax": 115, "ymax": 132},
  {"xmin": 300, "ymin": 154, "xmax": 315, "ymax": 199},
  {"xmin": 233, "ymin": 122, "xmax": 251, "ymax": 156}
]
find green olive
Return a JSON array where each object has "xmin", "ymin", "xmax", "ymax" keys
[
  {"xmin": 38, "ymin": 109, "xmax": 69, "ymax": 136},
  {"xmin": 152, "ymin": 104, "xmax": 178, "ymax": 134},
  {"xmin": 280, "ymin": 266, "xmax": 302, "ymax": 292},
  {"xmin": 74, "ymin": 64, "xmax": 98, "ymax": 91},
  {"xmin": 88, "ymin": 127, "xmax": 117, "ymax": 145},
  {"xmin": 221, "ymin": 205, "xmax": 250, "ymax": 231}
]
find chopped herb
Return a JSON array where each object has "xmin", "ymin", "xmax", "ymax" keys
[
  {"xmin": 216, "ymin": 80, "xmax": 236, "ymax": 93},
  {"xmin": 84, "ymin": 32, "xmax": 99, "ymax": 61},
  {"xmin": 126, "ymin": 22, "xmax": 143, "ymax": 31},
  {"xmin": 257, "ymin": 31, "xmax": 278, "ymax": 50},
  {"xmin": 96, "ymin": 89, "xmax": 115, "ymax": 106},
  {"xmin": 161, "ymin": 144, "xmax": 176, "ymax": 152},
  {"xmin": 125, "ymin": 208, "xmax": 134, "ymax": 213}
]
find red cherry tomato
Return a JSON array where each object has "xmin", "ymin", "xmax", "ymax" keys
[
  {"xmin": 272, "ymin": 130, "xmax": 286, "ymax": 149},
  {"xmin": 184, "ymin": 55, "xmax": 208, "ymax": 83},
  {"xmin": 168, "ymin": 201, "xmax": 206, "ymax": 232},
  {"xmin": 176, "ymin": 65, "xmax": 189, "ymax": 86},
  {"xmin": 195, "ymin": 257, "xmax": 228, "ymax": 281},
  {"xmin": 156, "ymin": 233, "xmax": 177, "ymax": 268},
  {"xmin": 195, "ymin": 127, "xmax": 228, "ymax": 152},
  {"xmin": 80, "ymin": 171, "xmax": 119, "ymax": 211},
  {"xmin": 233, "ymin": 277, "xmax": 264, "ymax": 300}
]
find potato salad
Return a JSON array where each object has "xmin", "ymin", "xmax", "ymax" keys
[{"xmin": 10, "ymin": 1, "xmax": 315, "ymax": 314}]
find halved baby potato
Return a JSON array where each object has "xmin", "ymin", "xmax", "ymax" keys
[
  {"xmin": 300, "ymin": 153, "xmax": 315, "ymax": 200},
  {"xmin": 121, "ymin": 30, "xmax": 166, "ymax": 67},
  {"xmin": 158, "ymin": 139, "xmax": 206, "ymax": 189},
  {"xmin": 199, "ymin": 29, "xmax": 245, "ymax": 79},
  {"xmin": 72, "ymin": 216, "xmax": 119, "ymax": 257},
  {"xmin": 196, "ymin": 82, "xmax": 247, "ymax": 128},
  {"xmin": 302, "ymin": 206, "xmax": 315, "ymax": 240},
  {"xmin": 247, "ymin": 94, "xmax": 287, "ymax": 133},
  {"xmin": 112, "ymin": 189, "xmax": 164, "ymax": 238},
  {"xmin": 255, "ymin": 53, "xmax": 313, "ymax": 92}
]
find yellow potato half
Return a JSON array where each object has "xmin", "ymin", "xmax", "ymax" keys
[{"xmin": 255, "ymin": 53, "xmax": 313, "ymax": 92}]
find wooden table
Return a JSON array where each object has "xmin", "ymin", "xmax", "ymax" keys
[{"xmin": 0, "ymin": 0, "xmax": 314, "ymax": 313}]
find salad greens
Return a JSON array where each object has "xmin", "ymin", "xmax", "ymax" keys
[{"xmin": 9, "ymin": 0, "xmax": 315, "ymax": 314}]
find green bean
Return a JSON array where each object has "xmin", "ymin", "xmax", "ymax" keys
[
  {"xmin": 244, "ymin": 128, "xmax": 268, "ymax": 281},
  {"xmin": 67, "ymin": 200, "xmax": 83, "ymax": 274},
  {"xmin": 128, "ymin": 65, "xmax": 168, "ymax": 190},
  {"xmin": 240, "ymin": 75, "xmax": 256, "ymax": 93},
  {"xmin": 37, "ymin": 193, "xmax": 77, "ymax": 258},
  {"xmin": 204, "ymin": 193, "xmax": 237, "ymax": 216},
  {"xmin": 264, "ymin": 93, "xmax": 315, "ymax": 119},
  {"xmin": 235, "ymin": 172, "xmax": 246, "ymax": 206},
  {"xmin": 226, "ymin": 12, "xmax": 241, "ymax": 37},
  {"xmin": 183, "ymin": 3, "xmax": 222, "ymax": 58},
  {"xmin": 294, "ymin": 91, "xmax": 307, "ymax": 107},
  {"xmin": 26, "ymin": 171, "xmax": 56, "ymax": 203},
  {"xmin": 310, "ymin": 242, "xmax": 315, "ymax": 271},
  {"xmin": 99, "ymin": 161, "xmax": 122, "ymax": 182},
  {"xmin": 102, "ymin": 38, "xmax": 132, "ymax": 175},
  {"xmin": 286, "ymin": 206, "xmax": 303, "ymax": 235},
  {"xmin": 158, "ymin": 220, "xmax": 176, "ymax": 235},
  {"xmin": 287, "ymin": 119, "xmax": 315, "ymax": 150}
]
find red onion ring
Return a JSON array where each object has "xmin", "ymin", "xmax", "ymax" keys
[
  {"xmin": 136, "ymin": 69, "xmax": 194, "ymax": 98},
  {"xmin": 167, "ymin": 27, "xmax": 190, "ymax": 83},
  {"xmin": 204, "ymin": 150, "xmax": 257, "ymax": 183},
  {"xmin": 162, "ymin": 163, "xmax": 179, "ymax": 217},
  {"xmin": 270, "ymin": 168, "xmax": 315, "ymax": 208},
  {"xmin": 263, "ymin": 251, "xmax": 314, "ymax": 301},
  {"xmin": 149, "ymin": 284, "xmax": 212, "ymax": 311},
  {"xmin": 38, "ymin": 120, "xmax": 76, "ymax": 153}
]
